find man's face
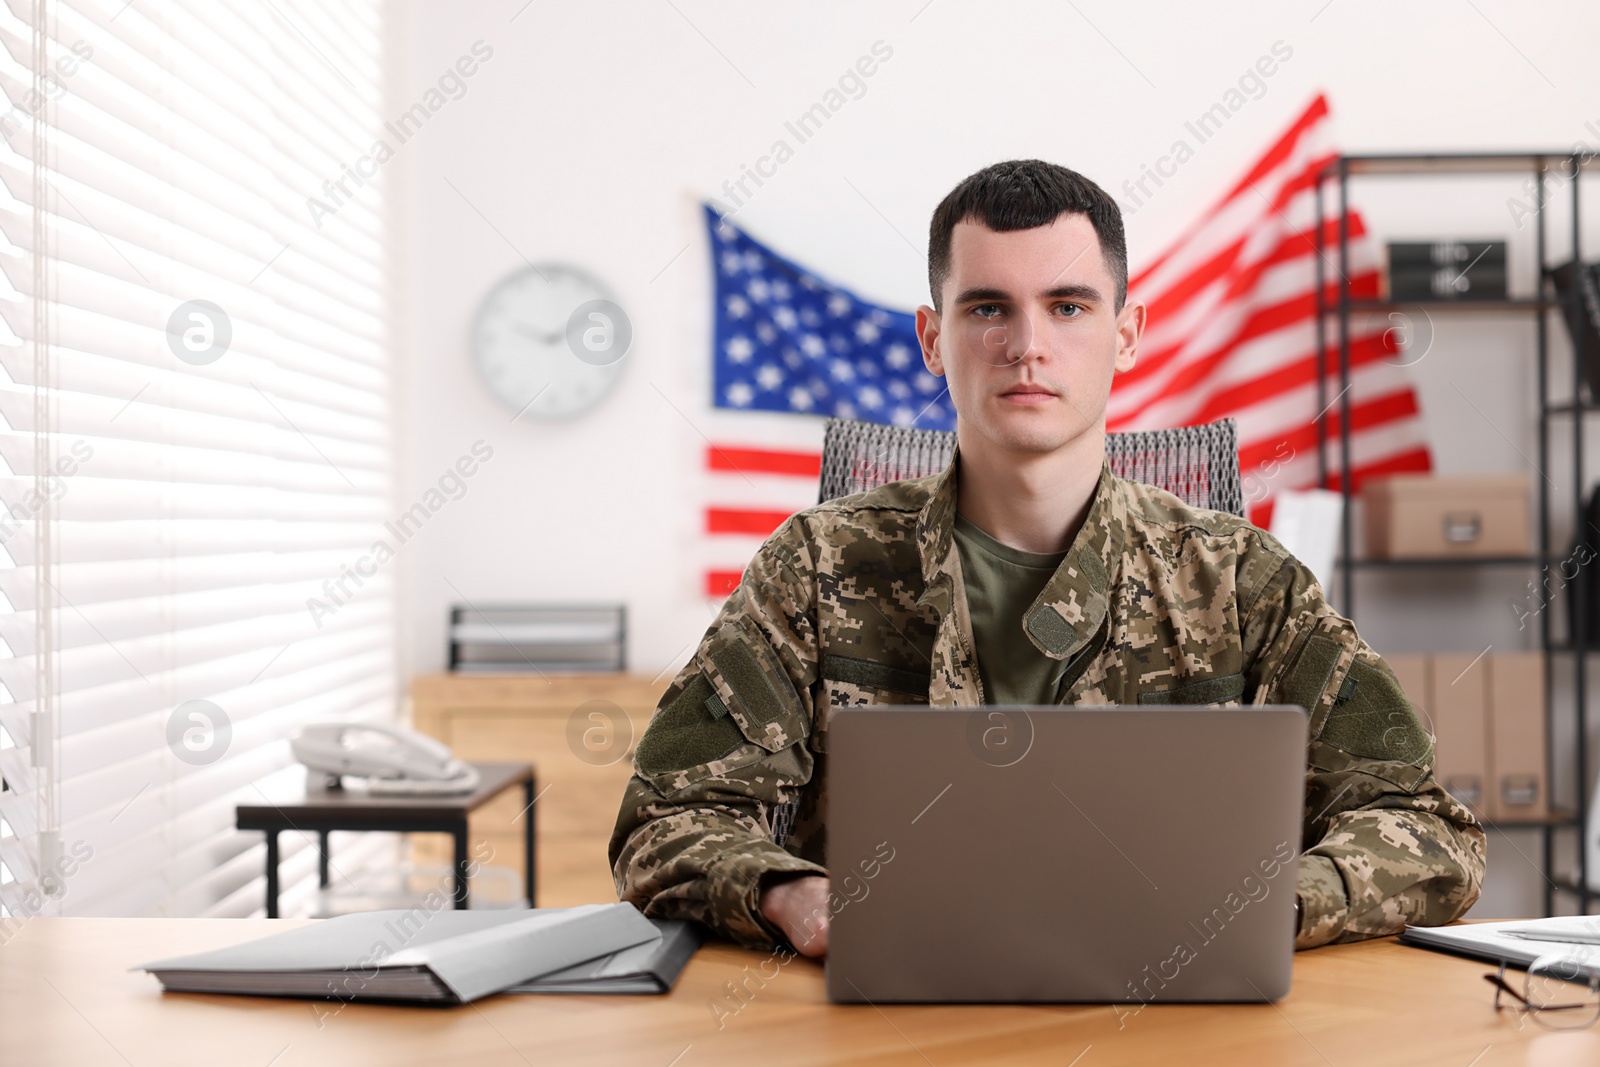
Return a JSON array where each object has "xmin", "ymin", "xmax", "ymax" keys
[{"xmin": 916, "ymin": 214, "xmax": 1145, "ymax": 456}]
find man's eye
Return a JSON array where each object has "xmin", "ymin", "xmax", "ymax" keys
[
  {"xmin": 973, "ymin": 304, "xmax": 1003, "ymax": 318},
  {"xmin": 1056, "ymin": 303, "xmax": 1083, "ymax": 317}
]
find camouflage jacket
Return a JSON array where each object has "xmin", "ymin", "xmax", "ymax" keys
[{"xmin": 609, "ymin": 454, "xmax": 1486, "ymax": 951}]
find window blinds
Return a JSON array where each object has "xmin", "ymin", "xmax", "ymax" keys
[{"xmin": 0, "ymin": 0, "xmax": 394, "ymax": 920}]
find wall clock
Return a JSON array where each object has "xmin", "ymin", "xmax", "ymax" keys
[{"xmin": 471, "ymin": 263, "xmax": 632, "ymax": 420}]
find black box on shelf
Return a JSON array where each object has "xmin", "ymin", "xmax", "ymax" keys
[
  {"xmin": 1551, "ymin": 260, "xmax": 1600, "ymax": 401},
  {"xmin": 1387, "ymin": 241, "xmax": 1507, "ymax": 270},
  {"xmin": 1566, "ymin": 485, "xmax": 1600, "ymax": 647},
  {"xmin": 1385, "ymin": 240, "xmax": 1508, "ymax": 301}
]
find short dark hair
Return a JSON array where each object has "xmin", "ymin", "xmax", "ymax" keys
[{"xmin": 927, "ymin": 159, "xmax": 1127, "ymax": 312}]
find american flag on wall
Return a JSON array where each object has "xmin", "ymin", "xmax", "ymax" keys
[
  {"xmin": 705, "ymin": 203, "xmax": 953, "ymax": 428},
  {"xmin": 1108, "ymin": 94, "xmax": 1431, "ymax": 526},
  {"xmin": 700, "ymin": 94, "xmax": 1430, "ymax": 596},
  {"xmin": 701, "ymin": 203, "xmax": 952, "ymax": 597}
]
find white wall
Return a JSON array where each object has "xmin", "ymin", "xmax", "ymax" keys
[{"xmin": 390, "ymin": 0, "xmax": 1600, "ymax": 918}]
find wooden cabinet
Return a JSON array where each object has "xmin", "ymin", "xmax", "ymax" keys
[{"xmin": 409, "ymin": 673, "xmax": 665, "ymax": 907}]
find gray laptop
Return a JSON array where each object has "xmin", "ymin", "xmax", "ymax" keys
[{"xmin": 826, "ymin": 705, "xmax": 1307, "ymax": 1004}]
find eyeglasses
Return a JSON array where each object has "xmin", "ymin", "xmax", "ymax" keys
[{"xmin": 1486, "ymin": 953, "xmax": 1600, "ymax": 1030}]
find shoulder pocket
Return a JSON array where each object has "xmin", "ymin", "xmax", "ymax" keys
[
  {"xmin": 1282, "ymin": 633, "xmax": 1342, "ymax": 723},
  {"xmin": 632, "ymin": 617, "xmax": 811, "ymax": 793},
  {"xmin": 700, "ymin": 616, "xmax": 810, "ymax": 752}
]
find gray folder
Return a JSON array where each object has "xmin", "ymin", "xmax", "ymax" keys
[
  {"xmin": 139, "ymin": 903, "xmax": 662, "ymax": 1004},
  {"xmin": 509, "ymin": 919, "xmax": 704, "ymax": 994}
]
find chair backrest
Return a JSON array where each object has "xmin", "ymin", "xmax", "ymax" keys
[{"xmin": 817, "ymin": 417, "xmax": 1244, "ymax": 517}]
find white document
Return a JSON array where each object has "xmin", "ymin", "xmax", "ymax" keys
[
  {"xmin": 1269, "ymin": 488, "xmax": 1344, "ymax": 590},
  {"xmin": 1402, "ymin": 916, "xmax": 1600, "ymax": 975}
]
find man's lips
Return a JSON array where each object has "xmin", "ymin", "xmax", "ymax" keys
[{"xmin": 999, "ymin": 385, "xmax": 1058, "ymax": 403}]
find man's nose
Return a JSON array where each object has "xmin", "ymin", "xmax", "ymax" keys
[
  {"xmin": 1012, "ymin": 308, "xmax": 1049, "ymax": 366},
  {"xmin": 979, "ymin": 310, "xmax": 1044, "ymax": 366}
]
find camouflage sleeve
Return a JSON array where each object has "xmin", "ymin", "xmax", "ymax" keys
[
  {"xmin": 1239, "ymin": 531, "xmax": 1487, "ymax": 950},
  {"xmin": 607, "ymin": 516, "xmax": 824, "ymax": 949}
]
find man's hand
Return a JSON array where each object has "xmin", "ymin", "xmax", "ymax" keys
[{"xmin": 759, "ymin": 873, "xmax": 830, "ymax": 958}]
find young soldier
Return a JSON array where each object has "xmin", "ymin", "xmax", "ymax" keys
[{"xmin": 610, "ymin": 159, "xmax": 1485, "ymax": 957}]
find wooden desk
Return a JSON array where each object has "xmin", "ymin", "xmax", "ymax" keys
[
  {"xmin": 3, "ymin": 918, "xmax": 1597, "ymax": 1066},
  {"xmin": 236, "ymin": 762, "xmax": 535, "ymax": 916}
]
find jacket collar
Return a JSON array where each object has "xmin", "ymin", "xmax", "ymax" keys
[{"xmin": 915, "ymin": 443, "xmax": 1120, "ymax": 663}]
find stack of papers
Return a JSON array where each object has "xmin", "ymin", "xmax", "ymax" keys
[
  {"xmin": 138, "ymin": 904, "xmax": 702, "ymax": 1004},
  {"xmin": 1401, "ymin": 916, "xmax": 1600, "ymax": 974}
]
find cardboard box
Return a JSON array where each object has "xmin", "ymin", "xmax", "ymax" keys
[
  {"xmin": 1487, "ymin": 651, "xmax": 1548, "ymax": 822},
  {"xmin": 1362, "ymin": 474, "xmax": 1530, "ymax": 559},
  {"xmin": 1428, "ymin": 652, "xmax": 1491, "ymax": 817}
]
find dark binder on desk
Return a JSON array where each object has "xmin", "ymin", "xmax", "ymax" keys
[{"xmin": 138, "ymin": 904, "xmax": 682, "ymax": 1004}]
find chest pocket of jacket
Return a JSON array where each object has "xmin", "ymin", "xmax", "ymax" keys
[
  {"xmin": 1137, "ymin": 672, "xmax": 1246, "ymax": 706},
  {"xmin": 815, "ymin": 653, "xmax": 930, "ymax": 752}
]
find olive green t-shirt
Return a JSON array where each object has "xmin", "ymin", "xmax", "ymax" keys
[{"xmin": 952, "ymin": 513, "xmax": 1069, "ymax": 706}]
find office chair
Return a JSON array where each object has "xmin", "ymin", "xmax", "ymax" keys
[{"xmin": 817, "ymin": 416, "xmax": 1245, "ymax": 518}]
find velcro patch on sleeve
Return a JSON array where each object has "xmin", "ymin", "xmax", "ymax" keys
[
  {"xmin": 1316, "ymin": 658, "xmax": 1433, "ymax": 766},
  {"xmin": 634, "ymin": 673, "xmax": 746, "ymax": 778},
  {"xmin": 1283, "ymin": 633, "xmax": 1341, "ymax": 717}
]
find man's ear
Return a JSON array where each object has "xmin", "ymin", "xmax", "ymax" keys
[
  {"xmin": 1113, "ymin": 298, "xmax": 1146, "ymax": 373},
  {"xmin": 916, "ymin": 305, "xmax": 945, "ymax": 376}
]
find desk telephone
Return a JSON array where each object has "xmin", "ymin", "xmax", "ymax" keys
[{"xmin": 290, "ymin": 723, "xmax": 482, "ymax": 795}]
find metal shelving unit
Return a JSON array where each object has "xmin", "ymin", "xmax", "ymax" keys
[{"xmin": 1314, "ymin": 151, "xmax": 1600, "ymax": 917}]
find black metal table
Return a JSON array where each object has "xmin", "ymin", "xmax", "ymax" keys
[{"xmin": 236, "ymin": 761, "xmax": 536, "ymax": 918}]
